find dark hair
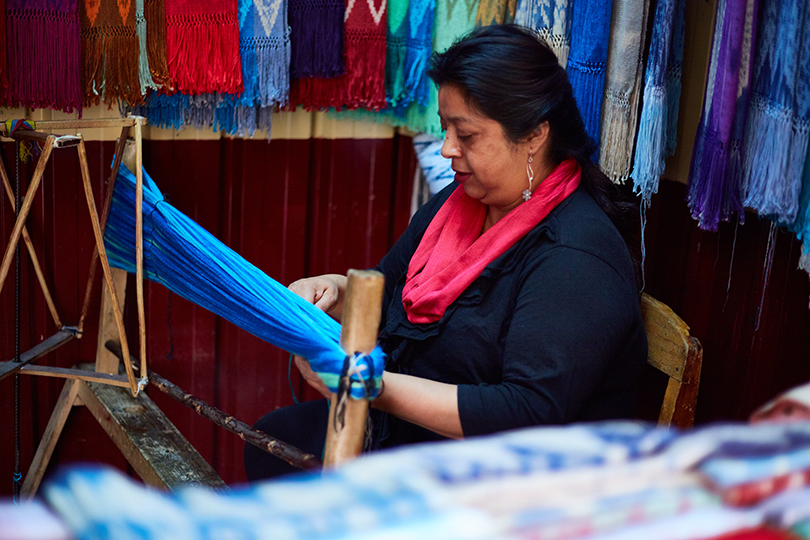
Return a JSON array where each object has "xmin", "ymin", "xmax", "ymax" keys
[{"xmin": 427, "ymin": 25, "xmax": 641, "ymax": 289}]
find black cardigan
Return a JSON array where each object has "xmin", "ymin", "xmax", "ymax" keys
[{"xmin": 374, "ymin": 183, "xmax": 647, "ymax": 446}]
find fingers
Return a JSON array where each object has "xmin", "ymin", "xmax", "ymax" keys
[
  {"xmin": 289, "ymin": 276, "xmax": 338, "ymax": 313},
  {"xmin": 293, "ymin": 355, "xmax": 332, "ymax": 398}
]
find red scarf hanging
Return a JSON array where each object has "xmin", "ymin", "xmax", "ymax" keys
[
  {"xmin": 402, "ymin": 159, "xmax": 581, "ymax": 324},
  {"xmin": 164, "ymin": 0, "xmax": 242, "ymax": 95}
]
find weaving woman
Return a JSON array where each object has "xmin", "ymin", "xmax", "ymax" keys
[{"xmin": 245, "ymin": 25, "xmax": 647, "ymax": 479}]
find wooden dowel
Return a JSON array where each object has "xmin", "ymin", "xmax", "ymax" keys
[
  {"xmin": 104, "ymin": 341, "xmax": 323, "ymax": 472},
  {"xmin": 323, "ymin": 269, "xmax": 385, "ymax": 468},
  {"xmin": 78, "ymin": 126, "xmax": 131, "ymax": 333},
  {"xmin": 0, "ymin": 329, "xmax": 76, "ymax": 381},
  {"xmin": 0, "ymin": 157, "xmax": 62, "ymax": 328},
  {"xmin": 13, "ymin": 364, "xmax": 130, "ymax": 388},
  {"xmin": 76, "ymin": 138, "xmax": 139, "ymax": 396},
  {"xmin": 0, "ymin": 136, "xmax": 55, "ymax": 296},
  {"xmin": 32, "ymin": 118, "xmax": 144, "ymax": 129},
  {"xmin": 0, "ymin": 129, "xmax": 80, "ymax": 148},
  {"xmin": 134, "ymin": 121, "xmax": 147, "ymax": 381}
]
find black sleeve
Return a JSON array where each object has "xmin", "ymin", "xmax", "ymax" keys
[{"xmin": 457, "ymin": 246, "xmax": 639, "ymax": 436}]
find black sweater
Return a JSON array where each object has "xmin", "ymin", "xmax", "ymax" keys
[{"xmin": 375, "ymin": 183, "xmax": 647, "ymax": 444}]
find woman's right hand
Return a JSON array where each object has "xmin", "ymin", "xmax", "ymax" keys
[{"xmin": 288, "ymin": 274, "xmax": 347, "ymax": 320}]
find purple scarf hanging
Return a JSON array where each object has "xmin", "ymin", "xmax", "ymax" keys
[
  {"xmin": 686, "ymin": 0, "xmax": 758, "ymax": 231},
  {"xmin": 288, "ymin": 0, "xmax": 344, "ymax": 78},
  {"xmin": 4, "ymin": 0, "xmax": 82, "ymax": 113}
]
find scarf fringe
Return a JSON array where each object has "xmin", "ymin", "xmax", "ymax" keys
[
  {"xmin": 400, "ymin": 36, "xmax": 433, "ymax": 111},
  {"xmin": 6, "ymin": 8, "xmax": 82, "ymax": 113},
  {"xmin": 137, "ymin": 92, "xmax": 187, "ymax": 129},
  {"xmin": 664, "ymin": 65, "xmax": 682, "ymax": 155},
  {"xmin": 567, "ymin": 61, "xmax": 606, "ymax": 155},
  {"xmin": 167, "ymin": 14, "xmax": 243, "ymax": 95},
  {"xmin": 145, "ymin": 0, "xmax": 173, "ymax": 88},
  {"xmin": 800, "ymin": 244, "xmax": 810, "ymax": 274},
  {"xmin": 386, "ymin": 34, "xmax": 408, "ymax": 107},
  {"xmin": 242, "ymin": 36, "xmax": 291, "ymax": 108},
  {"xmin": 289, "ymin": 1, "xmax": 345, "ymax": 78},
  {"xmin": 687, "ymin": 129, "xmax": 745, "ymax": 231},
  {"xmin": 599, "ymin": 88, "xmax": 638, "ymax": 184},
  {"xmin": 742, "ymin": 97, "xmax": 809, "ymax": 223},
  {"xmin": 82, "ymin": 28, "xmax": 144, "ymax": 107},
  {"xmin": 632, "ymin": 85, "xmax": 667, "ymax": 203},
  {"xmin": 136, "ymin": 2, "xmax": 159, "ymax": 94},
  {"xmin": 537, "ymin": 30, "xmax": 570, "ymax": 67}
]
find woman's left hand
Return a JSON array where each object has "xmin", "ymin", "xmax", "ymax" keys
[{"xmin": 294, "ymin": 355, "xmax": 332, "ymax": 398}]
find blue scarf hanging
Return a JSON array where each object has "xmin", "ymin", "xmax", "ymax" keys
[
  {"xmin": 741, "ymin": 0, "xmax": 810, "ymax": 224},
  {"xmin": 513, "ymin": 0, "xmax": 572, "ymax": 66},
  {"xmin": 104, "ymin": 165, "xmax": 384, "ymax": 398},
  {"xmin": 395, "ymin": 0, "xmax": 436, "ymax": 115},
  {"xmin": 631, "ymin": 0, "xmax": 685, "ymax": 206}
]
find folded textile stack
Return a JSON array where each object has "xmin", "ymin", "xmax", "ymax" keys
[{"xmin": 39, "ymin": 421, "xmax": 810, "ymax": 540}]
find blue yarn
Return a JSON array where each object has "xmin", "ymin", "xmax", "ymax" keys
[{"xmin": 103, "ymin": 165, "xmax": 384, "ymax": 399}]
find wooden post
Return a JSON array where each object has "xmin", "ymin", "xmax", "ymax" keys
[
  {"xmin": 133, "ymin": 121, "xmax": 147, "ymax": 381},
  {"xmin": 323, "ymin": 269, "xmax": 385, "ymax": 468}
]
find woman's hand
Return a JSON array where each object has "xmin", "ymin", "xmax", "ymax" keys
[
  {"xmin": 293, "ymin": 354, "xmax": 332, "ymax": 398},
  {"xmin": 288, "ymin": 274, "xmax": 348, "ymax": 320}
]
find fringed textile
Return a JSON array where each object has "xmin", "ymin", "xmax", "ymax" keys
[
  {"xmin": 686, "ymin": 0, "xmax": 758, "ymax": 231},
  {"xmin": 288, "ymin": 0, "xmax": 344, "ymax": 78},
  {"xmin": 396, "ymin": 0, "xmax": 435, "ymax": 113},
  {"xmin": 474, "ymin": 0, "xmax": 516, "ymax": 27},
  {"xmin": 80, "ymin": 0, "xmax": 143, "ymax": 107},
  {"xmin": 598, "ymin": 0, "xmax": 650, "ymax": 183},
  {"xmin": 291, "ymin": 0, "xmax": 387, "ymax": 111},
  {"xmin": 5, "ymin": 0, "xmax": 82, "ymax": 113},
  {"xmin": 144, "ymin": 0, "xmax": 172, "ymax": 88},
  {"xmin": 385, "ymin": 0, "xmax": 409, "ymax": 108},
  {"xmin": 741, "ymin": 0, "xmax": 810, "ymax": 224},
  {"xmin": 792, "ymin": 146, "xmax": 810, "ymax": 275},
  {"xmin": 165, "ymin": 0, "xmax": 243, "ymax": 95},
  {"xmin": 567, "ymin": 0, "xmax": 612, "ymax": 155},
  {"xmin": 631, "ymin": 0, "xmax": 685, "ymax": 207},
  {"xmin": 136, "ymin": 0, "xmax": 159, "ymax": 94},
  {"xmin": 134, "ymin": 91, "xmax": 187, "ymax": 129},
  {"xmin": 0, "ymin": 0, "xmax": 6, "ymax": 90},
  {"xmin": 513, "ymin": 0, "xmax": 571, "ymax": 66},
  {"xmin": 105, "ymin": 165, "xmax": 385, "ymax": 397}
]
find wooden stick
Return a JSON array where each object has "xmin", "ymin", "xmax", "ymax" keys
[
  {"xmin": 0, "ymin": 136, "xmax": 55, "ymax": 295},
  {"xmin": 323, "ymin": 269, "xmax": 385, "ymax": 468},
  {"xmin": 104, "ymin": 341, "xmax": 323, "ymax": 472},
  {"xmin": 12, "ymin": 364, "xmax": 131, "ymax": 387},
  {"xmin": 20, "ymin": 379, "xmax": 80, "ymax": 499},
  {"xmin": 0, "ymin": 329, "xmax": 76, "ymax": 381},
  {"xmin": 76, "ymin": 137, "xmax": 139, "ymax": 396},
  {"xmin": 134, "ymin": 121, "xmax": 147, "ymax": 381},
  {"xmin": 0, "ymin": 156, "xmax": 62, "ymax": 328},
  {"xmin": 78, "ymin": 126, "xmax": 131, "ymax": 333},
  {"xmin": 31, "ymin": 118, "xmax": 145, "ymax": 129},
  {"xmin": 0, "ymin": 129, "xmax": 80, "ymax": 148}
]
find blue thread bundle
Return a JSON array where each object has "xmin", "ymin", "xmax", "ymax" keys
[{"xmin": 103, "ymin": 164, "xmax": 384, "ymax": 399}]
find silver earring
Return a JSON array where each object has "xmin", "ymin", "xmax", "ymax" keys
[{"xmin": 523, "ymin": 153, "xmax": 534, "ymax": 202}]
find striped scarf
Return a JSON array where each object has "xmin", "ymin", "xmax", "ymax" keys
[
  {"xmin": 80, "ymin": 0, "xmax": 142, "ymax": 106},
  {"xmin": 5, "ymin": 0, "xmax": 82, "ymax": 113},
  {"xmin": 687, "ymin": 0, "xmax": 758, "ymax": 231},
  {"xmin": 513, "ymin": 0, "xmax": 571, "ymax": 66},
  {"xmin": 474, "ymin": 0, "xmax": 516, "ymax": 27}
]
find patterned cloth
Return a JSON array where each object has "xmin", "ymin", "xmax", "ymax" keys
[
  {"xmin": 513, "ymin": 0, "xmax": 571, "ymax": 66},
  {"xmin": 474, "ymin": 0, "xmax": 516, "ymax": 27},
  {"xmin": 385, "ymin": 0, "xmax": 410, "ymax": 107}
]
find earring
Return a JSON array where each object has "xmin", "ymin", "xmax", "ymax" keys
[{"xmin": 523, "ymin": 153, "xmax": 534, "ymax": 202}]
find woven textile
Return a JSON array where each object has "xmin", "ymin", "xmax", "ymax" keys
[
  {"xmin": 686, "ymin": 0, "xmax": 758, "ymax": 231},
  {"xmin": 165, "ymin": 0, "xmax": 243, "ymax": 95},
  {"xmin": 566, "ymin": 0, "xmax": 612, "ymax": 152},
  {"xmin": 396, "ymin": 0, "xmax": 435, "ymax": 113},
  {"xmin": 598, "ymin": 0, "xmax": 650, "ymax": 183},
  {"xmin": 0, "ymin": 0, "xmax": 6, "ymax": 90},
  {"xmin": 386, "ymin": 0, "xmax": 409, "ymax": 107},
  {"xmin": 513, "ymin": 0, "xmax": 571, "ymax": 66},
  {"xmin": 631, "ymin": 0, "xmax": 685, "ymax": 207},
  {"xmin": 474, "ymin": 0, "xmax": 516, "ymax": 27},
  {"xmin": 4, "ymin": 0, "xmax": 82, "ymax": 113},
  {"xmin": 291, "ymin": 0, "xmax": 387, "ymax": 110},
  {"xmin": 741, "ymin": 0, "xmax": 810, "ymax": 224},
  {"xmin": 289, "ymin": 0, "xmax": 344, "ymax": 78},
  {"xmin": 144, "ymin": 0, "xmax": 172, "ymax": 88},
  {"xmin": 80, "ymin": 0, "xmax": 142, "ymax": 106},
  {"xmin": 719, "ymin": 470, "xmax": 810, "ymax": 507},
  {"xmin": 793, "ymin": 148, "xmax": 810, "ymax": 274},
  {"xmin": 135, "ymin": 0, "xmax": 158, "ymax": 94}
]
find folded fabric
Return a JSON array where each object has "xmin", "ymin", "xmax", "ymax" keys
[
  {"xmin": 751, "ymin": 381, "xmax": 810, "ymax": 424},
  {"xmin": 717, "ymin": 469, "xmax": 810, "ymax": 507},
  {"xmin": 700, "ymin": 447, "xmax": 810, "ymax": 490}
]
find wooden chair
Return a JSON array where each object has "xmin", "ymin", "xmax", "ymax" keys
[{"xmin": 640, "ymin": 293, "xmax": 703, "ymax": 429}]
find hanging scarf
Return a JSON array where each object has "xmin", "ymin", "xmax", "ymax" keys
[
  {"xmin": 385, "ymin": 0, "xmax": 409, "ymax": 108},
  {"xmin": 80, "ymin": 0, "xmax": 142, "ymax": 106},
  {"xmin": 290, "ymin": 0, "xmax": 387, "ymax": 110},
  {"xmin": 395, "ymin": 0, "xmax": 435, "ymax": 114},
  {"xmin": 566, "ymin": 0, "xmax": 612, "ymax": 153},
  {"xmin": 598, "ymin": 0, "xmax": 650, "ymax": 183},
  {"xmin": 474, "ymin": 0, "xmax": 516, "ymax": 27},
  {"xmin": 144, "ymin": 0, "xmax": 172, "ymax": 88},
  {"xmin": 136, "ymin": 0, "xmax": 159, "ymax": 94},
  {"xmin": 631, "ymin": 0, "xmax": 685, "ymax": 207},
  {"xmin": 402, "ymin": 159, "xmax": 580, "ymax": 324},
  {"xmin": 513, "ymin": 0, "xmax": 571, "ymax": 66},
  {"xmin": 288, "ymin": 0, "xmax": 344, "ymax": 78},
  {"xmin": 165, "ymin": 0, "xmax": 242, "ymax": 95},
  {"xmin": 741, "ymin": 0, "xmax": 810, "ymax": 224},
  {"xmin": 686, "ymin": 0, "xmax": 758, "ymax": 231},
  {"xmin": 0, "ymin": 0, "xmax": 6, "ymax": 90},
  {"xmin": 5, "ymin": 0, "xmax": 82, "ymax": 113},
  {"xmin": 792, "ymin": 145, "xmax": 810, "ymax": 275}
]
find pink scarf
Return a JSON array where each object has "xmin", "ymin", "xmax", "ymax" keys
[{"xmin": 402, "ymin": 159, "xmax": 581, "ymax": 324}]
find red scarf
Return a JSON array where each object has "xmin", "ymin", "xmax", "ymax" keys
[{"xmin": 402, "ymin": 159, "xmax": 581, "ymax": 324}]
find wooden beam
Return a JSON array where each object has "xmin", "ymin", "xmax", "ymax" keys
[
  {"xmin": 323, "ymin": 269, "xmax": 385, "ymax": 468},
  {"xmin": 31, "ymin": 118, "xmax": 145, "ymax": 129},
  {"xmin": 133, "ymin": 121, "xmax": 147, "ymax": 381},
  {"xmin": 76, "ymin": 374, "xmax": 226, "ymax": 491},
  {"xmin": 12, "ymin": 365, "xmax": 131, "ymax": 388},
  {"xmin": 0, "ymin": 329, "xmax": 76, "ymax": 381},
  {"xmin": 20, "ymin": 379, "xmax": 80, "ymax": 499},
  {"xmin": 0, "ymin": 129, "xmax": 80, "ymax": 147}
]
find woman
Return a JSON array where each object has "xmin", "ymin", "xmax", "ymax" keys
[{"xmin": 245, "ymin": 25, "xmax": 647, "ymax": 480}]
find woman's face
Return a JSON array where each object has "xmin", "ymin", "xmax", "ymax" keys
[{"xmin": 438, "ymin": 84, "xmax": 547, "ymax": 222}]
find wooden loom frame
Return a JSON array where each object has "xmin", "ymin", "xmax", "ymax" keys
[{"xmin": 1, "ymin": 117, "xmax": 382, "ymax": 496}]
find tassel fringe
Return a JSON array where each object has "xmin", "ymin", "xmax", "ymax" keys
[
  {"xmin": 599, "ymin": 86, "xmax": 639, "ymax": 184},
  {"xmin": 386, "ymin": 34, "xmax": 408, "ymax": 107},
  {"xmin": 567, "ymin": 61, "xmax": 606, "ymax": 157},
  {"xmin": 145, "ymin": 0, "xmax": 173, "ymax": 88},
  {"xmin": 242, "ymin": 35, "xmax": 291, "ymax": 108},
  {"xmin": 289, "ymin": 0, "xmax": 345, "ymax": 78},
  {"xmin": 82, "ymin": 27, "xmax": 144, "ymax": 107},
  {"xmin": 136, "ymin": 0, "xmax": 159, "ymax": 93},
  {"xmin": 632, "ymin": 85, "xmax": 667, "ymax": 204}
]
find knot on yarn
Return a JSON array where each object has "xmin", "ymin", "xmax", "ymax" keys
[{"xmin": 335, "ymin": 347, "xmax": 386, "ymax": 400}]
